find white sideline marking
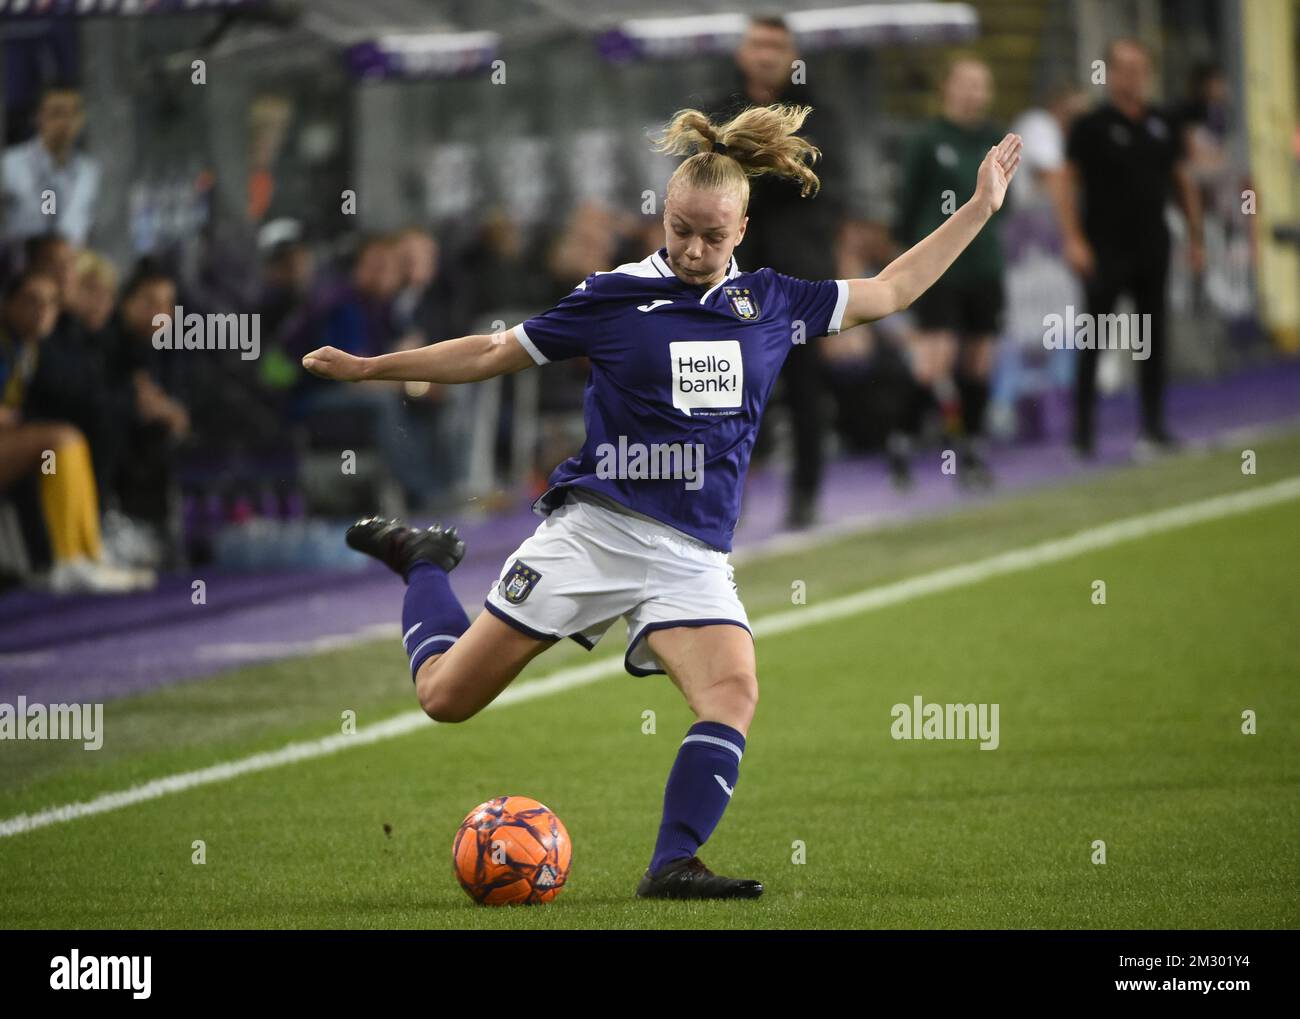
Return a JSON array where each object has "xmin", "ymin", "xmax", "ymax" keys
[
  {"xmin": 0, "ymin": 652, "xmax": 55, "ymax": 668},
  {"xmin": 189, "ymin": 418, "xmax": 1300, "ymax": 662},
  {"xmin": 2, "ymin": 476, "xmax": 1297, "ymax": 839},
  {"xmin": 197, "ymin": 622, "xmax": 397, "ymax": 660}
]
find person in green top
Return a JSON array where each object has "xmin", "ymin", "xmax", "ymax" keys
[{"xmin": 889, "ymin": 55, "xmax": 1006, "ymax": 488}]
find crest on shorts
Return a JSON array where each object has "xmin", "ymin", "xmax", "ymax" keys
[
  {"xmin": 723, "ymin": 286, "xmax": 759, "ymax": 320},
  {"xmin": 500, "ymin": 559, "xmax": 542, "ymax": 604}
]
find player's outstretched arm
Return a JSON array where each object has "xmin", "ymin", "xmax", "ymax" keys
[
  {"xmin": 302, "ymin": 328, "xmax": 535, "ymax": 384},
  {"xmin": 841, "ymin": 133, "xmax": 1022, "ymax": 329}
]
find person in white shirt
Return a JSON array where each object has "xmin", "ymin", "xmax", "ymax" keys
[
  {"xmin": 1, "ymin": 85, "xmax": 101, "ymax": 247},
  {"xmin": 1008, "ymin": 86, "xmax": 1089, "ymax": 211},
  {"xmin": 994, "ymin": 87, "xmax": 1091, "ymax": 439}
]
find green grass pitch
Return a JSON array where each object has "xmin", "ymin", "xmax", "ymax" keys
[{"xmin": 2, "ymin": 432, "xmax": 1298, "ymax": 929}]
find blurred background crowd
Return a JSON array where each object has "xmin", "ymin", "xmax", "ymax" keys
[{"xmin": 0, "ymin": 0, "xmax": 1295, "ymax": 593}]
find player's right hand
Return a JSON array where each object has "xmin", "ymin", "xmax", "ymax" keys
[{"xmin": 302, "ymin": 346, "xmax": 367, "ymax": 381}]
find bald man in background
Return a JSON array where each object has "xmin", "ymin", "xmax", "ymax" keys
[
  {"xmin": 1054, "ymin": 38, "xmax": 1204, "ymax": 458},
  {"xmin": 702, "ymin": 14, "xmax": 851, "ymax": 528}
]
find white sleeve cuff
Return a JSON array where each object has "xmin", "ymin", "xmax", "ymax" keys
[
  {"xmin": 511, "ymin": 323, "xmax": 549, "ymax": 365},
  {"xmin": 827, "ymin": 279, "xmax": 850, "ymax": 335}
]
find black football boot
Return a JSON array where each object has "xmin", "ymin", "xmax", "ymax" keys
[
  {"xmin": 345, "ymin": 517, "xmax": 465, "ymax": 582},
  {"xmin": 635, "ymin": 856, "xmax": 764, "ymax": 900}
]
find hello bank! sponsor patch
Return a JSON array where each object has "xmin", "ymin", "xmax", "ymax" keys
[{"xmin": 669, "ymin": 340, "xmax": 743, "ymax": 417}]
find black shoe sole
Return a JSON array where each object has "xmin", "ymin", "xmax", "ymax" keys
[
  {"xmin": 635, "ymin": 880, "xmax": 764, "ymax": 900},
  {"xmin": 635, "ymin": 862, "xmax": 764, "ymax": 900}
]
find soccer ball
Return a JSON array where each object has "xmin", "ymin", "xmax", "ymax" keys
[{"xmin": 452, "ymin": 795, "xmax": 572, "ymax": 905}]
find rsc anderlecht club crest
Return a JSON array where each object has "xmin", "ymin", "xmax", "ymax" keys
[
  {"xmin": 501, "ymin": 560, "xmax": 542, "ymax": 604},
  {"xmin": 723, "ymin": 286, "xmax": 759, "ymax": 320}
]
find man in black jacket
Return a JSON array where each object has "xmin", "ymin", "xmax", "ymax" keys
[
  {"xmin": 1055, "ymin": 37, "xmax": 1204, "ymax": 457},
  {"xmin": 696, "ymin": 14, "xmax": 850, "ymax": 528}
]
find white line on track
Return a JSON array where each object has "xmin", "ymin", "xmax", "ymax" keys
[
  {"xmin": 2, "ymin": 476, "xmax": 1297, "ymax": 839},
  {"xmin": 196, "ymin": 623, "xmax": 398, "ymax": 660}
]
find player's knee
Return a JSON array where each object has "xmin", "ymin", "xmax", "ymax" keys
[
  {"xmin": 735, "ymin": 673, "xmax": 760, "ymax": 716},
  {"xmin": 703, "ymin": 670, "xmax": 759, "ymax": 723},
  {"xmin": 414, "ymin": 663, "xmax": 470, "ymax": 723},
  {"xmin": 417, "ymin": 681, "xmax": 469, "ymax": 723}
]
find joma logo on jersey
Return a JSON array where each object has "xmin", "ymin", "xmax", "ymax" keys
[
  {"xmin": 723, "ymin": 286, "xmax": 759, "ymax": 320},
  {"xmin": 500, "ymin": 560, "xmax": 542, "ymax": 604}
]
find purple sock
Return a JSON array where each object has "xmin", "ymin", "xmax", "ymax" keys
[
  {"xmin": 401, "ymin": 561, "xmax": 470, "ymax": 680},
  {"xmin": 648, "ymin": 720, "xmax": 746, "ymax": 876}
]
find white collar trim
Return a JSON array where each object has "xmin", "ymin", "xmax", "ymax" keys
[
  {"xmin": 649, "ymin": 249, "xmax": 741, "ymax": 303},
  {"xmin": 699, "ymin": 254, "xmax": 741, "ymax": 304}
]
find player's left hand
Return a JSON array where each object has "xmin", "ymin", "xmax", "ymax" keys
[
  {"xmin": 974, "ymin": 133, "xmax": 1022, "ymax": 215},
  {"xmin": 302, "ymin": 345, "xmax": 368, "ymax": 381}
]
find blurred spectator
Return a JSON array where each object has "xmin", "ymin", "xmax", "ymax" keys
[
  {"xmin": 22, "ymin": 236, "xmax": 121, "ymax": 499},
  {"xmin": 260, "ymin": 238, "xmax": 316, "ymax": 340},
  {"xmin": 22, "ymin": 234, "xmax": 81, "ymax": 355},
  {"xmin": 889, "ymin": 55, "xmax": 1005, "ymax": 489},
  {"xmin": 1177, "ymin": 62, "xmax": 1255, "ymax": 323},
  {"xmin": 392, "ymin": 226, "xmax": 464, "ymax": 508},
  {"xmin": 546, "ymin": 200, "xmax": 626, "ymax": 286},
  {"xmin": 106, "ymin": 263, "xmax": 191, "ymax": 437},
  {"xmin": 993, "ymin": 85, "xmax": 1090, "ymax": 441},
  {"xmin": 392, "ymin": 226, "xmax": 461, "ymax": 344},
  {"xmin": 0, "ymin": 268, "xmax": 149, "ymax": 592},
  {"xmin": 458, "ymin": 208, "xmax": 555, "ymax": 321},
  {"xmin": 98, "ymin": 263, "xmax": 191, "ymax": 541},
  {"xmin": 1009, "ymin": 86, "xmax": 1091, "ymax": 212},
  {"xmin": 293, "ymin": 234, "xmax": 444, "ymax": 510},
  {"xmin": 1056, "ymin": 38, "xmax": 1204, "ymax": 457},
  {"xmin": 457, "ymin": 211, "xmax": 571, "ymax": 503},
  {"xmin": 71, "ymin": 249, "xmax": 118, "ymax": 336},
  {"xmin": 1, "ymin": 84, "xmax": 100, "ymax": 247},
  {"xmin": 703, "ymin": 13, "xmax": 850, "ymax": 528},
  {"xmin": 819, "ymin": 220, "xmax": 905, "ymax": 455},
  {"xmin": 1178, "ymin": 64, "xmax": 1234, "ymax": 222},
  {"xmin": 528, "ymin": 202, "xmax": 623, "ymax": 481},
  {"xmin": 612, "ymin": 215, "xmax": 669, "ymax": 276},
  {"xmin": 304, "ymin": 234, "xmax": 403, "ymax": 363},
  {"xmin": 26, "ymin": 245, "xmax": 239, "ymax": 571},
  {"xmin": 1180, "ymin": 63, "xmax": 1231, "ymax": 148},
  {"xmin": 251, "ymin": 237, "xmax": 319, "ymax": 410}
]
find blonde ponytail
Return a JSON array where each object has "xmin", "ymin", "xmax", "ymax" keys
[{"xmin": 650, "ymin": 103, "xmax": 824, "ymax": 210}]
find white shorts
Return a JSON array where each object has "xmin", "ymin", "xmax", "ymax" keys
[{"xmin": 483, "ymin": 488, "xmax": 751, "ymax": 676}]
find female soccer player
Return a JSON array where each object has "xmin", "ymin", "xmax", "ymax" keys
[{"xmin": 303, "ymin": 104, "xmax": 1020, "ymax": 900}]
